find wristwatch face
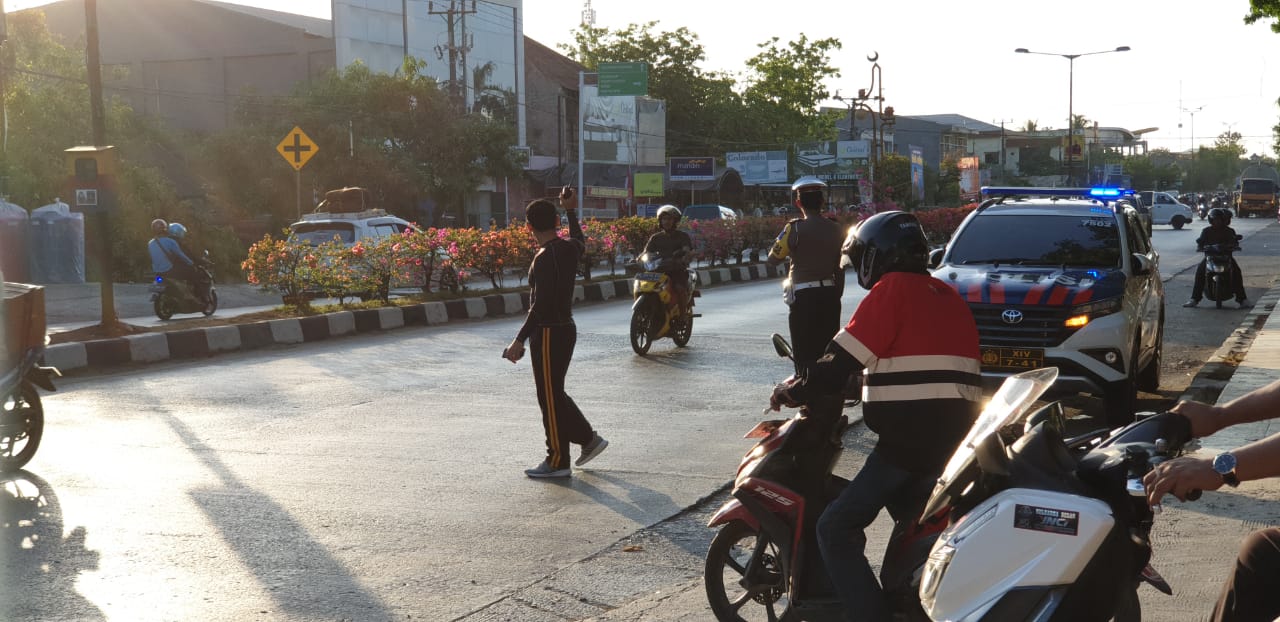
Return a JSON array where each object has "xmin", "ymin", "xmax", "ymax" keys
[{"xmin": 1213, "ymin": 452, "xmax": 1238, "ymax": 475}]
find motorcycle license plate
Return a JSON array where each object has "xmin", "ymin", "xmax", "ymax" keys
[
  {"xmin": 636, "ymin": 272, "xmax": 663, "ymax": 282},
  {"xmin": 980, "ymin": 347, "xmax": 1044, "ymax": 370}
]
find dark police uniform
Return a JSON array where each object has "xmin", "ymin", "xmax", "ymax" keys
[
  {"xmin": 768, "ymin": 215, "xmax": 844, "ymax": 375},
  {"xmin": 515, "ymin": 209, "xmax": 597, "ymax": 470}
]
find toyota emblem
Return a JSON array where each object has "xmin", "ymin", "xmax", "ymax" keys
[{"xmin": 1001, "ymin": 309, "xmax": 1024, "ymax": 325}]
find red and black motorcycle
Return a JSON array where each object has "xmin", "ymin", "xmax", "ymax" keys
[{"xmin": 703, "ymin": 334, "xmax": 944, "ymax": 622}]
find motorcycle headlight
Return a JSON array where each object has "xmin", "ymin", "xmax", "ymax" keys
[
  {"xmin": 643, "ymin": 257, "xmax": 661, "ymax": 271},
  {"xmin": 919, "ymin": 543, "xmax": 955, "ymax": 609}
]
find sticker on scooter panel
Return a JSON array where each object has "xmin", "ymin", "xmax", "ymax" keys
[{"xmin": 1013, "ymin": 504, "xmax": 1079, "ymax": 536}]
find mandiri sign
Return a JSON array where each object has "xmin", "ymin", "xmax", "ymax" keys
[{"xmin": 669, "ymin": 157, "xmax": 715, "ymax": 181}]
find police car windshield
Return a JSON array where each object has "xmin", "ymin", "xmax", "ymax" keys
[{"xmin": 950, "ymin": 214, "xmax": 1121, "ymax": 268}]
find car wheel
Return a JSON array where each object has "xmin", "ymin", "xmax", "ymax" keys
[
  {"xmin": 1171, "ymin": 216, "xmax": 1186, "ymax": 230},
  {"xmin": 1136, "ymin": 312, "xmax": 1163, "ymax": 393}
]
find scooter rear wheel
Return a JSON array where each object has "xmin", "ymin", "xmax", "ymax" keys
[
  {"xmin": 705, "ymin": 520, "xmax": 795, "ymax": 622},
  {"xmin": 154, "ymin": 295, "xmax": 175, "ymax": 321},
  {"xmin": 0, "ymin": 383, "xmax": 44, "ymax": 472}
]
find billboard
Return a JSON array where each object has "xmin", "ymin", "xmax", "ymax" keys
[
  {"xmin": 634, "ymin": 172, "xmax": 664, "ymax": 197},
  {"xmin": 726, "ymin": 151, "xmax": 789, "ymax": 185},
  {"xmin": 582, "ymin": 85, "xmax": 639, "ymax": 164},
  {"xmin": 795, "ymin": 141, "xmax": 863, "ymax": 182},
  {"xmin": 636, "ymin": 98, "xmax": 667, "ymax": 167},
  {"xmin": 958, "ymin": 156, "xmax": 981, "ymax": 201},
  {"xmin": 910, "ymin": 146, "xmax": 925, "ymax": 201},
  {"xmin": 669, "ymin": 157, "xmax": 715, "ymax": 181}
]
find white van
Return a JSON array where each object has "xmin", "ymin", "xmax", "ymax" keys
[{"xmin": 1137, "ymin": 191, "xmax": 1196, "ymax": 229}]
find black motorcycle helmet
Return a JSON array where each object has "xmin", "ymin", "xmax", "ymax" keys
[
  {"xmin": 841, "ymin": 211, "xmax": 929, "ymax": 290},
  {"xmin": 1208, "ymin": 207, "xmax": 1232, "ymax": 226}
]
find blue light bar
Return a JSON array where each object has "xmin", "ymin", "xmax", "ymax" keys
[{"xmin": 980, "ymin": 186, "xmax": 1133, "ymax": 200}]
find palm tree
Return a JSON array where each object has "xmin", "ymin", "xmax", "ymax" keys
[
  {"xmin": 1022, "ymin": 120, "xmax": 1039, "ymax": 132},
  {"xmin": 470, "ymin": 61, "xmax": 517, "ymax": 125}
]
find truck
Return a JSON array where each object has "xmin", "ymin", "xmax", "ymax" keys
[{"xmin": 1235, "ymin": 177, "xmax": 1279, "ymax": 218}]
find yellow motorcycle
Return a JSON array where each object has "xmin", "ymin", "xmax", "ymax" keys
[{"xmin": 630, "ymin": 252, "xmax": 700, "ymax": 355}]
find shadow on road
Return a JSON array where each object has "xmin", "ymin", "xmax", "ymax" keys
[
  {"xmin": 0, "ymin": 470, "xmax": 103, "ymax": 621},
  {"xmin": 163, "ymin": 414, "xmax": 392, "ymax": 620}
]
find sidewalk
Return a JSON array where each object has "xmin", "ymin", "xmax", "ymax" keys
[{"xmin": 39, "ymin": 264, "xmax": 785, "ymax": 375}]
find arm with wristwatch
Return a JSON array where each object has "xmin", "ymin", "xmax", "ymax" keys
[{"xmin": 1143, "ymin": 378, "xmax": 1280, "ymax": 506}]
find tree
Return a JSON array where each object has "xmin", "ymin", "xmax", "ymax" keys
[
  {"xmin": 1123, "ymin": 151, "xmax": 1182, "ymax": 191},
  {"xmin": 741, "ymin": 34, "xmax": 844, "ymax": 143},
  {"xmin": 1022, "ymin": 120, "xmax": 1039, "ymax": 132},
  {"xmin": 562, "ymin": 22, "xmax": 747, "ymax": 156},
  {"xmin": 1245, "ymin": 0, "xmax": 1280, "ymax": 32}
]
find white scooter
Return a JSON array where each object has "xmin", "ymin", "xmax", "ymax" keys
[{"xmin": 919, "ymin": 367, "xmax": 1191, "ymax": 621}]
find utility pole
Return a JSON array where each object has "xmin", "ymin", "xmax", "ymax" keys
[
  {"xmin": 85, "ymin": 0, "xmax": 118, "ymax": 328},
  {"xmin": 996, "ymin": 118, "xmax": 1014, "ymax": 182},
  {"xmin": 429, "ymin": 1, "xmax": 476, "ymax": 109}
]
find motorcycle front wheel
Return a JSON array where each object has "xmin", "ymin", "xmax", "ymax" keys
[
  {"xmin": 154, "ymin": 295, "xmax": 175, "ymax": 320},
  {"xmin": 705, "ymin": 520, "xmax": 794, "ymax": 622},
  {"xmin": 630, "ymin": 299, "xmax": 655, "ymax": 355},
  {"xmin": 0, "ymin": 383, "xmax": 44, "ymax": 472},
  {"xmin": 203, "ymin": 289, "xmax": 219, "ymax": 316}
]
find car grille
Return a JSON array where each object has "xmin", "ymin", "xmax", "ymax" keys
[{"xmin": 969, "ymin": 303, "xmax": 1079, "ymax": 348}]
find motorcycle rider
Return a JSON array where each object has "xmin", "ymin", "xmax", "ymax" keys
[
  {"xmin": 767, "ymin": 176, "xmax": 845, "ymax": 376},
  {"xmin": 771, "ymin": 211, "xmax": 982, "ymax": 622},
  {"xmin": 1184, "ymin": 207, "xmax": 1247, "ymax": 308},
  {"xmin": 640, "ymin": 205, "xmax": 694, "ymax": 312},
  {"xmin": 147, "ymin": 218, "xmax": 201, "ymax": 299},
  {"xmin": 167, "ymin": 222, "xmax": 212, "ymax": 303}
]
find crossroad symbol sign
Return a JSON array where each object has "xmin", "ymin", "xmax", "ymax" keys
[{"xmin": 276, "ymin": 126, "xmax": 318, "ymax": 171}]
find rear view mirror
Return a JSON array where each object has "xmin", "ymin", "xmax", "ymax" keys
[
  {"xmin": 1237, "ymin": 234, "xmax": 1244, "ymax": 241},
  {"xmin": 771, "ymin": 333, "xmax": 793, "ymax": 360},
  {"xmin": 1132, "ymin": 254, "xmax": 1153, "ymax": 276},
  {"xmin": 928, "ymin": 248, "xmax": 945, "ymax": 270}
]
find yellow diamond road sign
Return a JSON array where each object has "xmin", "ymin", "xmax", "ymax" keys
[{"xmin": 276, "ymin": 126, "xmax": 318, "ymax": 171}]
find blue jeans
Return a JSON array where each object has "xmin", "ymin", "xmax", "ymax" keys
[{"xmin": 816, "ymin": 449, "xmax": 936, "ymax": 622}]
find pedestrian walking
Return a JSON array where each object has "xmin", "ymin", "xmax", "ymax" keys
[
  {"xmin": 767, "ymin": 176, "xmax": 846, "ymax": 376},
  {"xmin": 503, "ymin": 187, "xmax": 608, "ymax": 478}
]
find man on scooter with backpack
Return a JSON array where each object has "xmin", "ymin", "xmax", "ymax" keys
[{"xmin": 771, "ymin": 211, "xmax": 983, "ymax": 622}]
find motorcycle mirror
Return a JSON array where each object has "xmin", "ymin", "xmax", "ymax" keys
[
  {"xmin": 1237, "ymin": 234, "xmax": 1243, "ymax": 241},
  {"xmin": 927, "ymin": 247, "xmax": 945, "ymax": 270},
  {"xmin": 771, "ymin": 333, "xmax": 794, "ymax": 360}
]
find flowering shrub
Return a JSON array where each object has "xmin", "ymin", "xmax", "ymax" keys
[
  {"xmin": 239, "ymin": 210, "xmax": 978, "ymax": 307},
  {"xmin": 241, "ymin": 232, "xmax": 323, "ymax": 306},
  {"xmin": 914, "ymin": 203, "xmax": 979, "ymax": 245}
]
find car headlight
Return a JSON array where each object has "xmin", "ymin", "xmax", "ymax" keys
[{"xmin": 1064, "ymin": 296, "xmax": 1122, "ymax": 328}]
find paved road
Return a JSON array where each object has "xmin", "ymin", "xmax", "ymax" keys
[{"xmin": 10, "ymin": 217, "xmax": 1275, "ymax": 622}]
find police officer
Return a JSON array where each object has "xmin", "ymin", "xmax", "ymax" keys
[{"xmin": 768, "ymin": 176, "xmax": 845, "ymax": 376}]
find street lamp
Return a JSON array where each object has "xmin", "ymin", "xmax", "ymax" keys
[
  {"xmin": 1015, "ymin": 45, "xmax": 1130, "ymax": 185},
  {"xmin": 1181, "ymin": 105, "xmax": 1205, "ymax": 158}
]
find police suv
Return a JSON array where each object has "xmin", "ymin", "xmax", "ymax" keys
[{"xmin": 928, "ymin": 187, "xmax": 1164, "ymax": 425}]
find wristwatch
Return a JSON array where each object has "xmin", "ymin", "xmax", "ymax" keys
[{"xmin": 1212, "ymin": 452, "xmax": 1241, "ymax": 488}]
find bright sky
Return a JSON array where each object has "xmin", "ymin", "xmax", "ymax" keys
[{"xmin": 13, "ymin": 0, "xmax": 1280, "ymax": 157}]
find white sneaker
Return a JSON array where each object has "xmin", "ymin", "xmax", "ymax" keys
[
  {"xmin": 576, "ymin": 433, "xmax": 609, "ymax": 467},
  {"xmin": 524, "ymin": 460, "xmax": 570, "ymax": 478}
]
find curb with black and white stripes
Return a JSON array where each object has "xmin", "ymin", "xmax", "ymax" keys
[
  {"xmin": 45, "ymin": 264, "xmax": 784, "ymax": 375},
  {"xmin": 1178, "ymin": 281, "xmax": 1280, "ymax": 405}
]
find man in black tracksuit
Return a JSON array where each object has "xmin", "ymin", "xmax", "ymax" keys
[
  {"xmin": 768, "ymin": 176, "xmax": 845, "ymax": 376},
  {"xmin": 504, "ymin": 188, "xmax": 608, "ymax": 478}
]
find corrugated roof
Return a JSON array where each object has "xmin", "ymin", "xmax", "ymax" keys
[
  {"xmin": 194, "ymin": 0, "xmax": 331, "ymax": 37},
  {"xmin": 906, "ymin": 114, "xmax": 1003, "ymax": 133}
]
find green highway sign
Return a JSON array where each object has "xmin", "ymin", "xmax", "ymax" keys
[{"xmin": 598, "ymin": 62, "xmax": 648, "ymax": 96}]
